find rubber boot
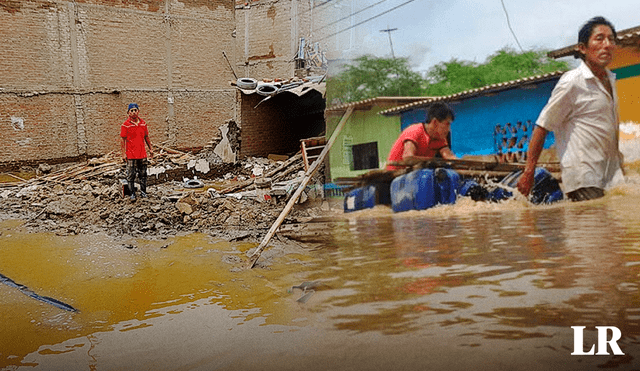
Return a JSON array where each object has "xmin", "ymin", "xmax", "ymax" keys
[{"xmin": 129, "ymin": 183, "xmax": 136, "ymax": 201}]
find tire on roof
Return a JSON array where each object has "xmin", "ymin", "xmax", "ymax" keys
[
  {"xmin": 256, "ymin": 84, "xmax": 278, "ymax": 96},
  {"xmin": 237, "ymin": 78, "xmax": 258, "ymax": 90}
]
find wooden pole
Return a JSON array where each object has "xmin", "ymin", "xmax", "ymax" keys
[
  {"xmin": 153, "ymin": 143, "xmax": 189, "ymax": 155},
  {"xmin": 4, "ymin": 173, "xmax": 27, "ymax": 182},
  {"xmin": 247, "ymin": 106, "xmax": 354, "ymax": 268}
]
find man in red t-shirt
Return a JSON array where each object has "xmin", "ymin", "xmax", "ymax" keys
[
  {"xmin": 386, "ymin": 102, "xmax": 457, "ymax": 170},
  {"xmin": 120, "ymin": 103, "xmax": 154, "ymax": 200}
]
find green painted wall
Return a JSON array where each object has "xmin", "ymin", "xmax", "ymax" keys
[{"xmin": 327, "ymin": 105, "xmax": 402, "ymax": 182}]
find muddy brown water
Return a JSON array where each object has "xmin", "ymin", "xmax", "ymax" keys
[{"xmin": 2, "ymin": 182, "xmax": 640, "ymax": 370}]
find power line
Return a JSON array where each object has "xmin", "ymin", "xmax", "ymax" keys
[
  {"xmin": 323, "ymin": 0, "xmax": 391, "ymax": 28},
  {"xmin": 500, "ymin": 0, "xmax": 524, "ymax": 52},
  {"xmin": 319, "ymin": 0, "xmax": 417, "ymax": 41}
]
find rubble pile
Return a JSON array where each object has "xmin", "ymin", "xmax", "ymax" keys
[{"xmin": 0, "ymin": 147, "xmax": 335, "ymax": 243}]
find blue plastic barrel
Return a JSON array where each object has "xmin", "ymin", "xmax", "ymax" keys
[
  {"xmin": 488, "ymin": 167, "xmax": 563, "ymax": 204},
  {"xmin": 488, "ymin": 186, "xmax": 513, "ymax": 202},
  {"xmin": 391, "ymin": 169, "xmax": 436, "ymax": 212},
  {"xmin": 530, "ymin": 167, "xmax": 563, "ymax": 204},
  {"xmin": 390, "ymin": 168, "xmax": 461, "ymax": 212},
  {"xmin": 434, "ymin": 168, "xmax": 460, "ymax": 205},
  {"xmin": 343, "ymin": 183, "xmax": 391, "ymax": 213},
  {"xmin": 458, "ymin": 179, "xmax": 489, "ymax": 201}
]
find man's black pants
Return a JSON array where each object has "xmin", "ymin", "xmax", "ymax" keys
[
  {"xmin": 126, "ymin": 158, "xmax": 147, "ymax": 195},
  {"xmin": 567, "ymin": 187, "xmax": 604, "ymax": 202}
]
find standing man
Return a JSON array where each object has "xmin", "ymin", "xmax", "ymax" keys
[
  {"xmin": 121, "ymin": 103, "xmax": 154, "ymax": 200},
  {"xmin": 386, "ymin": 102, "xmax": 457, "ymax": 170},
  {"xmin": 517, "ymin": 16, "xmax": 624, "ymax": 201}
]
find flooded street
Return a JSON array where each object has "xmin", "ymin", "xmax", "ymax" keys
[{"xmin": 3, "ymin": 184, "xmax": 640, "ymax": 370}]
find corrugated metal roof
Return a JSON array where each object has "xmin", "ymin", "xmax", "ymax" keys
[
  {"xmin": 326, "ymin": 96, "xmax": 433, "ymax": 112},
  {"xmin": 548, "ymin": 25, "xmax": 640, "ymax": 59},
  {"xmin": 379, "ymin": 71, "xmax": 565, "ymax": 116}
]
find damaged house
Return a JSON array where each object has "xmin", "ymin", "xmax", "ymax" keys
[{"xmin": 0, "ymin": 0, "xmax": 337, "ymax": 175}]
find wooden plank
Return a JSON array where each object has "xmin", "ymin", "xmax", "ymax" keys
[
  {"xmin": 299, "ymin": 136, "xmax": 326, "ymax": 143},
  {"xmin": 0, "ymin": 182, "xmax": 22, "ymax": 188},
  {"xmin": 264, "ymin": 152, "xmax": 302, "ymax": 178},
  {"xmin": 3, "ymin": 173, "xmax": 27, "ymax": 182},
  {"xmin": 154, "ymin": 144, "xmax": 189, "ymax": 155},
  {"xmin": 336, "ymin": 159, "xmax": 561, "ymax": 189},
  {"xmin": 301, "ymin": 140, "xmax": 310, "ymax": 171},
  {"xmin": 389, "ymin": 157, "xmax": 561, "ymax": 173},
  {"xmin": 304, "ymin": 145, "xmax": 326, "ymax": 151}
]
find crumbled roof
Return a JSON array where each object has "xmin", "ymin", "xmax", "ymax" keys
[
  {"xmin": 548, "ymin": 25, "xmax": 640, "ymax": 59},
  {"xmin": 379, "ymin": 71, "xmax": 565, "ymax": 116},
  {"xmin": 326, "ymin": 96, "xmax": 433, "ymax": 112}
]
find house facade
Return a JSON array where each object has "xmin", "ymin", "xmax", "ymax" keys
[
  {"xmin": 380, "ymin": 72, "xmax": 563, "ymax": 158},
  {"xmin": 325, "ymin": 97, "xmax": 426, "ymax": 181}
]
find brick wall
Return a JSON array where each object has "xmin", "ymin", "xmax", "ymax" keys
[
  {"xmin": 240, "ymin": 90, "xmax": 325, "ymax": 158},
  {"xmin": 232, "ymin": 0, "xmax": 336, "ymax": 79},
  {"xmin": 0, "ymin": 93, "xmax": 79, "ymax": 161},
  {"xmin": 0, "ymin": 0, "xmax": 237, "ymax": 163},
  {"xmin": 0, "ymin": 0, "xmax": 332, "ymax": 164}
]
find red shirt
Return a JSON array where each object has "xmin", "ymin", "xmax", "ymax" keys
[
  {"xmin": 386, "ymin": 123, "xmax": 448, "ymax": 170},
  {"xmin": 120, "ymin": 118, "xmax": 149, "ymax": 159}
]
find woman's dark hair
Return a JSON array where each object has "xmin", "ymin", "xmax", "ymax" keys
[
  {"xmin": 427, "ymin": 102, "xmax": 455, "ymax": 122},
  {"xmin": 578, "ymin": 16, "xmax": 617, "ymax": 46}
]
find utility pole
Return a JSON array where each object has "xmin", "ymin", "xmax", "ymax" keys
[
  {"xmin": 380, "ymin": 26, "xmax": 400, "ymax": 95},
  {"xmin": 380, "ymin": 26, "xmax": 398, "ymax": 59}
]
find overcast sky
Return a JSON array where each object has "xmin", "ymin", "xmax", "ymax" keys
[{"xmin": 324, "ymin": 0, "xmax": 639, "ymax": 72}]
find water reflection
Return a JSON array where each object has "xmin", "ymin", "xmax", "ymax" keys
[
  {"xmin": 0, "ymin": 223, "xmax": 309, "ymax": 369},
  {"xmin": 304, "ymin": 194, "xmax": 640, "ymax": 368}
]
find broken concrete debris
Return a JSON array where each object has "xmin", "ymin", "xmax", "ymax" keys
[{"xmin": 0, "ymin": 144, "xmax": 340, "ymax": 245}]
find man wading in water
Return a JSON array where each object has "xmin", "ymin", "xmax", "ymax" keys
[
  {"xmin": 121, "ymin": 103, "xmax": 154, "ymax": 200},
  {"xmin": 517, "ymin": 16, "xmax": 625, "ymax": 202}
]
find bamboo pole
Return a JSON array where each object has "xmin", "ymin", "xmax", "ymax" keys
[{"xmin": 247, "ymin": 106, "xmax": 354, "ymax": 269}]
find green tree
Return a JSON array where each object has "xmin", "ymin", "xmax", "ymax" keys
[
  {"xmin": 425, "ymin": 48, "xmax": 569, "ymax": 96},
  {"xmin": 326, "ymin": 55, "xmax": 426, "ymax": 105},
  {"xmin": 327, "ymin": 48, "xmax": 570, "ymax": 104}
]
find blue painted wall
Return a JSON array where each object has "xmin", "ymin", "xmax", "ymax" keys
[{"xmin": 400, "ymin": 79, "xmax": 558, "ymax": 156}]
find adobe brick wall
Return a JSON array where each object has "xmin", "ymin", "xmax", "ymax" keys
[
  {"xmin": 233, "ymin": 0, "xmax": 335, "ymax": 79},
  {"xmin": 240, "ymin": 93, "xmax": 287, "ymax": 157},
  {"xmin": 240, "ymin": 91, "xmax": 325, "ymax": 158},
  {"xmin": 0, "ymin": 0, "xmax": 332, "ymax": 164},
  {"xmin": 0, "ymin": 0, "xmax": 237, "ymax": 163},
  {"xmin": 0, "ymin": 93, "xmax": 79, "ymax": 161}
]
